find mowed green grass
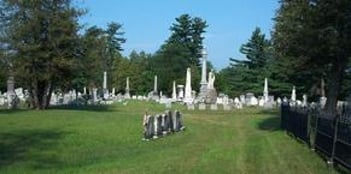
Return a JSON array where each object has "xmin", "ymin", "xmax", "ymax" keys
[{"xmin": 0, "ymin": 101, "xmax": 340, "ymax": 174}]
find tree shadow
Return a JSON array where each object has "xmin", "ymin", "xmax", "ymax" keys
[
  {"xmin": 0, "ymin": 109, "xmax": 30, "ymax": 115},
  {"xmin": 49, "ymin": 104, "xmax": 114, "ymax": 112},
  {"xmin": 0, "ymin": 129, "xmax": 69, "ymax": 169},
  {"xmin": 257, "ymin": 116, "xmax": 282, "ymax": 132},
  {"xmin": 258, "ymin": 109, "xmax": 280, "ymax": 116}
]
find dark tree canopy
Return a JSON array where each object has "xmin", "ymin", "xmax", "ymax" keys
[
  {"xmin": 273, "ymin": 0, "xmax": 351, "ymax": 114},
  {"xmin": 0, "ymin": 0, "xmax": 84, "ymax": 109}
]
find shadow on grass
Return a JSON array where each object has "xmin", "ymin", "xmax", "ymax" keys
[
  {"xmin": 0, "ymin": 109, "xmax": 30, "ymax": 115},
  {"xmin": 49, "ymin": 104, "xmax": 114, "ymax": 112},
  {"xmin": 0, "ymin": 129, "xmax": 69, "ymax": 169},
  {"xmin": 257, "ymin": 116, "xmax": 282, "ymax": 132},
  {"xmin": 258, "ymin": 109, "xmax": 280, "ymax": 116}
]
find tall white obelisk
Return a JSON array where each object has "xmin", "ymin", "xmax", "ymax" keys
[{"xmin": 184, "ymin": 68, "xmax": 193, "ymax": 104}]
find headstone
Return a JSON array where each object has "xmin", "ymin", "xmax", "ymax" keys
[
  {"xmin": 320, "ymin": 96, "xmax": 327, "ymax": 108},
  {"xmin": 246, "ymin": 93, "xmax": 258, "ymax": 106},
  {"xmin": 187, "ymin": 103, "xmax": 195, "ymax": 110},
  {"xmin": 277, "ymin": 97, "xmax": 282, "ymax": 106},
  {"xmin": 263, "ymin": 78, "xmax": 269, "ymax": 102},
  {"xmin": 112, "ymin": 88, "xmax": 116, "ymax": 97},
  {"xmin": 143, "ymin": 114, "xmax": 152, "ymax": 140},
  {"xmin": 161, "ymin": 114, "xmax": 168, "ymax": 135},
  {"xmin": 223, "ymin": 95, "xmax": 229, "ymax": 105},
  {"xmin": 302, "ymin": 94, "xmax": 308, "ymax": 107},
  {"xmin": 205, "ymin": 70, "xmax": 217, "ymax": 104},
  {"xmin": 198, "ymin": 103, "xmax": 206, "ymax": 110},
  {"xmin": 223, "ymin": 104, "xmax": 232, "ymax": 111},
  {"xmin": 234, "ymin": 97, "xmax": 243, "ymax": 109},
  {"xmin": 93, "ymin": 88, "xmax": 98, "ymax": 103},
  {"xmin": 172, "ymin": 81, "xmax": 177, "ymax": 101},
  {"xmin": 167, "ymin": 110, "xmax": 174, "ymax": 133},
  {"xmin": 125, "ymin": 77, "xmax": 131, "ymax": 99},
  {"xmin": 144, "ymin": 115, "xmax": 154, "ymax": 140},
  {"xmin": 177, "ymin": 85, "xmax": 184, "ymax": 100},
  {"xmin": 259, "ymin": 97, "xmax": 265, "ymax": 107},
  {"xmin": 198, "ymin": 48, "xmax": 208, "ymax": 101},
  {"xmin": 291, "ymin": 86, "xmax": 296, "ymax": 102},
  {"xmin": 210, "ymin": 104, "xmax": 218, "ymax": 110},
  {"xmin": 103, "ymin": 71, "xmax": 109, "ymax": 99},
  {"xmin": 240, "ymin": 95, "xmax": 246, "ymax": 105},
  {"xmin": 153, "ymin": 114, "xmax": 162, "ymax": 139},
  {"xmin": 174, "ymin": 111, "xmax": 185, "ymax": 131},
  {"xmin": 184, "ymin": 68, "xmax": 193, "ymax": 104},
  {"xmin": 216, "ymin": 97, "xmax": 223, "ymax": 105}
]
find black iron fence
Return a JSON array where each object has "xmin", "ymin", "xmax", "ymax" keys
[{"xmin": 281, "ymin": 102, "xmax": 351, "ymax": 170}]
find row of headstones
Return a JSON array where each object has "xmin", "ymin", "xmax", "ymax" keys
[
  {"xmin": 187, "ymin": 103, "xmax": 243, "ymax": 111},
  {"xmin": 143, "ymin": 110, "xmax": 185, "ymax": 140}
]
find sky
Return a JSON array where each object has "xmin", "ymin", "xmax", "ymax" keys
[{"xmin": 80, "ymin": 0, "xmax": 279, "ymax": 70}]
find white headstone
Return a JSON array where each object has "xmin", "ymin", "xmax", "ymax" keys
[
  {"xmin": 172, "ymin": 81, "xmax": 177, "ymax": 101},
  {"xmin": 125, "ymin": 77, "xmax": 131, "ymax": 99},
  {"xmin": 263, "ymin": 78, "xmax": 269, "ymax": 102},
  {"xmin": 207, "ymin": 70, "xmax": 215, "ymax": 90},
  {"xmin": 112, "ymin": 88, "xmax": 116, "ymax": 97},
  {"xmin": 103, "ymin": 71, "xmax": 109, "ymax": 99},
  {"xmin": 184, "ymin": 68, "xmax": 193, "ymax": 104},
  {"xmin": 291, "ymin": 86, "xmax": 296, "ymax": 102},
  {"xmin": 93, "ymin": 88, "xmax": 98, "ymax": 102},
  {"xmin": 178, "ymin": 85, "xmax": 184, "ymax": 100},
  {"xmin": 302, "ymin": 94, "xmax": 308, "ymax": 107}
]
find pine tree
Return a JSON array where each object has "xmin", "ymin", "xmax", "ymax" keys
[{"xmin": 0, "ymin": 0, "xmax": 84, "ymax": 109}]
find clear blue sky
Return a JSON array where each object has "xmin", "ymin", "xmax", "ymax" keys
[{"xmin": 80, "ymin": 0, "xmax": 279, "ymax": 70}]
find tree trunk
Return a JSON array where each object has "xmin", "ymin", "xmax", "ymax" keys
[
  {"xmin": 30, "ymin": 80, "xmax": 52, "ymax": 110},
  {"xmin": 324, "ymin": 60, "xmax": 345, "ymax": 116},
  {"xmin": 44, "ymin": 81, "xmax": 53, "ymax": 109}
]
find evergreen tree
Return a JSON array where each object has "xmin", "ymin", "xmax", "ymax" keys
[
  {"xmin": 0, "ymin": 0, "xmax": 84, "ymax": 109},
  {"xmin": 152, "ymin": 14, "xmax": 208, "ymax": 94},
  {"xmin": 273, "ymin": 0, "xmax": 351, "ymax": 115},
  {"xmin": 227, "ymin": 27, "xmax": 272, "ymax": 96}
]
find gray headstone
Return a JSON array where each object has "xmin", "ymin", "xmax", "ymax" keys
[
  {"xmin": 198, "ymin": 103, "xmax": 206, "ymax": 110},
  {"xmin": 144, "ymin": 115, "xmax": 154, "ymax": 140},
  {"xmin": 210, "ymin": 104, "xmax": 218, "ymax": 110},
  {"xmin": 223, "ymin": 104, "xmax": 232, "ymax": 111},
  {"xmin": 187, "ymin": 104, "xmax": 195, "ymax": 110}
]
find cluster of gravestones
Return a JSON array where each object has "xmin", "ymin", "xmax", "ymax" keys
[{"xmin": 143, "ymin": 110, "xmax": 185, "ymax": 141}]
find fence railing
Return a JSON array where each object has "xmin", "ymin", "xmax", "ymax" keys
[{"xmin": 280, "ymin": 102, "xmax": 351, "ymax": 170}]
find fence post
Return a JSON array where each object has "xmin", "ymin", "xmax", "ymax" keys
[{"xmin": 328, "ymin": 115, "xmax": 339, "ymax": 165}]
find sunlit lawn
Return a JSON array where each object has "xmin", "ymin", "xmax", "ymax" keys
[{"xmin": 0, "ymin": 101, "xmax": 341, "ymax": 173}]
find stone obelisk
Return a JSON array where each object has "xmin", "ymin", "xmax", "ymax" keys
[
  {"xmin": 198, "ymin": 48, "xmax": 208, "ymax": 101},
  {"xmin": 291, "ymin": 86, "xmax": 296, "ymax": 102},
  {"xmin": 184, "ymin": 68, "xmax": 193, "ymax": 104},
  {"xmin": 172, "ymin": 81, "xmax": 177, "ymax": 101},
  {"xmin": 263, "ymin": 78, "xmax": 269, "ymax": 102},
  {"xmin": 103, "ymin": 71, "xmax": 109, "ymax": 99},
  {"xmin": 125, "ymin": 77, "xmax": 131, "ymax": 99}
]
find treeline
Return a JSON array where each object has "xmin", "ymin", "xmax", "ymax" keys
[
  {"xmin": 0, "ymin": 0, "xmax": 208, "ymax": 109},
  {"xmin": 218, "ymin": 0, "xmax": 351, "ymax": 115},
  {"xmin": 0, "ymin": 0, "xmax": 350, "ymax": 114}
]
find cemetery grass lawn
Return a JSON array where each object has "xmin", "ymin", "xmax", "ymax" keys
[{"xmin": 0, "ymin": 101, "xmax": 342, "ymax": 174}]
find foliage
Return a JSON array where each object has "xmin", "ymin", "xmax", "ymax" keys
[
  {"xmin": 0, "ymin": 0, "xmax": 84, "ymax": 109},
  {"xmin": 224, "ymin": 27, "xmax": 272, "ymax": 97},
  {"xmin": 273, "ymin": 0, "xmax": 351, "ymax": 114},
  {"xmin": 152, "ymin": 14, "xmax": 208, "ymax": 94}
]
